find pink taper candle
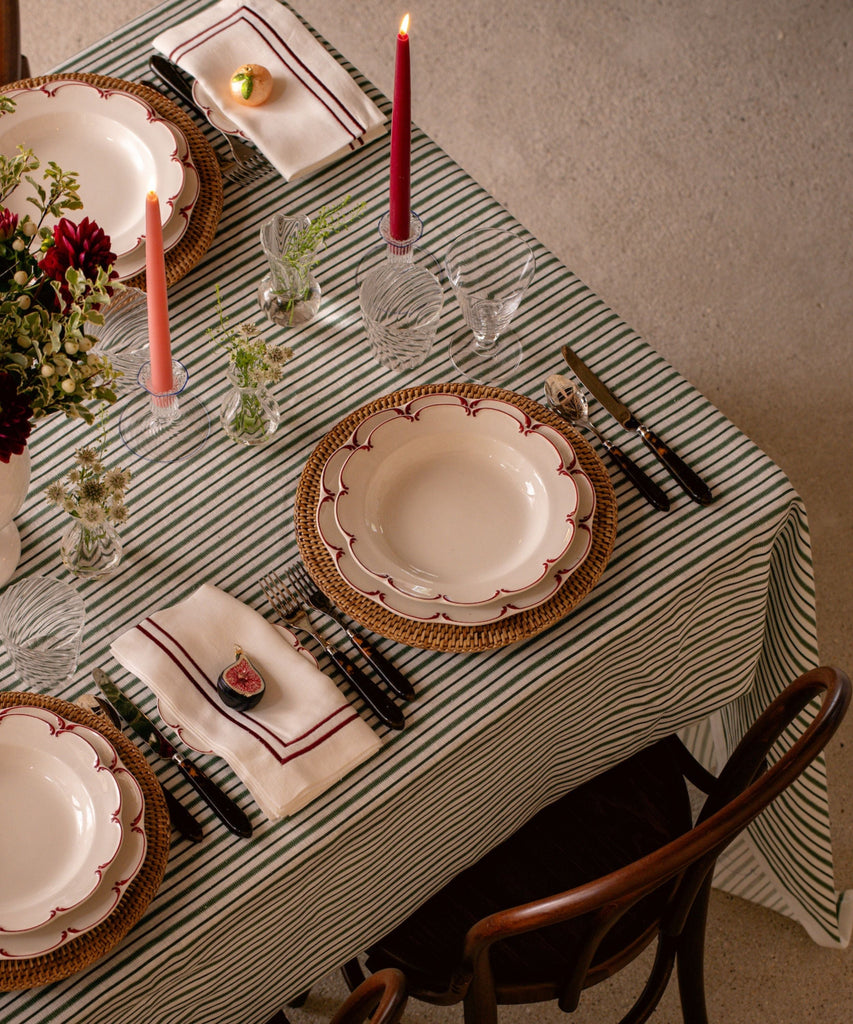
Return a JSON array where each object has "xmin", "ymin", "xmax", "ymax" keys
[
  {"xmin": 145, "ymin": 190, "xmax": 173, "ymax": 393},
  {"xmin": 388, "ymin": 13, "xmax": 411, "ymax": 242}
]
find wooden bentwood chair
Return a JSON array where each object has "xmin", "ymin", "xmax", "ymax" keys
[
  {"xmin": 342, "ymin": 666, "xmax": 850, "ymax": 1024},
  {"xmin": 268, "ymin": 969, "xmax": 407, "ymax": 1024},
  {"xmin": 0, "ymin": 0, "xmax": 29, "ymax": 86}
]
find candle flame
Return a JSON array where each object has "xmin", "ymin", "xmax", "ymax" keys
[{"xmin": 399, "ymin": 13, "xmax": 409, "ymax": 35}]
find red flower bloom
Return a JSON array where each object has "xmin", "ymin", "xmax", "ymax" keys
[
  {"xmin": 0, "ymin": 208, "xmax": 18, "ymax": 241},
  {"xmin": 0, "ymin": 371, "xmax": 33, "ymax": 463},
  {"xmin": 38, "ymin": 217, "xmax": 117, "ymax": 310}
]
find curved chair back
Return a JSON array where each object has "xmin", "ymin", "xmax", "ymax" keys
[
  {"xmin": 330, "ymin": 969, "xmax": 408, "ymax": 1024},
  {"xmin": 1, "ymin": 0, "xmax": 28, "ymax": 86},
  {"xmin": 460, "ymin": 666, "xmax": 850, "ymax": 1023}
]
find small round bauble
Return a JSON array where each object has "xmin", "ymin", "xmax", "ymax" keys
[{"xmin": 230, "ymin": 63, "xmax": 273, "ymax": 106}]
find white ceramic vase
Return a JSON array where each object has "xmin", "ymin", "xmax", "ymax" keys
[{"xmin": 0, "ymin": 446, "xmax": 31, "ymax": 587}]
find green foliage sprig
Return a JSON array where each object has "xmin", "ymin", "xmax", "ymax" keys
[
  {"xmin": 206, "ymin": 286, "xmax": 293, "ymax": 388},
  {"xmin": 279, "ymin": 194, "xmax": 366, "ymax": 275}
]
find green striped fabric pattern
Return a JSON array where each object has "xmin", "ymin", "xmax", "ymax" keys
[{"xmin": 0, "ymin": 2, "xmax": 848, "ymax": 1020}]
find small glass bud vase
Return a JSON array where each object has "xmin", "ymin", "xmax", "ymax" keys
[
  {"xmin": 60, "ymin": 519, "xmax": 123, "ymax": 581},
  {"xmin": 219, "ymin": 366, "xmax": 281, "ymax": 447},
  {"xmin": 258, "ymin": 212, "xmax": 322, "ymax": 328}
]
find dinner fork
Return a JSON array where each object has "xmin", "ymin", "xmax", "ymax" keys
[
  {"xmin": 148, "ymin": 55, "xmax": 275, "ymax": 185},
  {"xmin": 259, "ymin": 572, "xmax": 405, "ymax": 731},
  {"xmin": 284, "ymin": 563, "xmax": 415, "ymax": 702}
]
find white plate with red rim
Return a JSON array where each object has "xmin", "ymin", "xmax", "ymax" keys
[
  {"xmin": 111, "ymin": 118, "xmax": 201, "ymax": 281},
  {"xmin": 0, "ymin": 81, "xmax": 185, "ymax": 259},
  {"xmin": 334, "ymin": 400, "xmax": 579, "ymax": 606},
  {"xmin": 317, "ymin": 395, "xmax": 596, "ymax": 626},
  {"xmin": 192, "ymin": 80, "xmax": 250, "ymax": 140},
  {"xmin": 0, "ymin": 706, "xmax": 146, "ymax": 959},
  {"xmin": 0, "ymin": 707, "xmax": 124, "ymax": 935}
]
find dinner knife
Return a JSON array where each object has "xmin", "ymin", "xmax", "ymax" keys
[
  {"xmin": 93, "ymin": 695, "xmax": 204, "ymax": 844},
  {"xmin": 148, "ymin": 53, "xmax": 201, "ymax": 112},
  {"xmin": 94, "ymin": 668, "xmax": 253, "ymax": 839},
  {"xmin": 561, "ymin": 345, "xmax": 714, "ymax": 506}
]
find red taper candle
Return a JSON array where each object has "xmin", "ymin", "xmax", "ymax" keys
[
  {"xmin": 388, "ymin": 13, "xmax": 411, "ymax": 242},
  {"xmin": 145, "ymin": 190, "xmax": 173, "ymax": 394}
]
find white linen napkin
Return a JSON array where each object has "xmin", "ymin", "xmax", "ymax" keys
[
  {"xmin": 110, "ymin": 583, "xmax": 382, "ymax": 820},
  {"xmin": 153, "ymin": 0, "xmax": 386, "ymax": 181}
]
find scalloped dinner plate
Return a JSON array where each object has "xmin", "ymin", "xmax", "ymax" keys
[
  {"xmin": 317, "ymin": 395, "xmax": 596, "ymax": 626},
  {"xmin": 0, "ymin": 707, "xmax": 146, "ymax": 959},
  {"xmin": 0, "ymin": 81, "xmax": 184, "ymax": 258},
  {"xmin": 0, "ymin": 709, "xmax": 123, "ymax": 934},
  {"xmin": 334, "ymin": 399, "xmax": 579, "ymax": 606}
]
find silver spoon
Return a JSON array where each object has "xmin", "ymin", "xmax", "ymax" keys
[{"xmin": 544, "ymin": 374, "xmax": 670, "ymax": 512}]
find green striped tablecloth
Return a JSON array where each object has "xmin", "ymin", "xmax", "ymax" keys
[{"xmin": 1, "ymin": 2, "xmax": 848, "ymax": 1021}]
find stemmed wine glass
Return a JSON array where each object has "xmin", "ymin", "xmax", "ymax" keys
[{"xmin": 444, "ymin": 226, "xmax": 536, "ymax": 383}]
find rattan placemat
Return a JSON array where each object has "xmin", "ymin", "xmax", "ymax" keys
[
  {"xmin": 0, "ymin": 73, "xmax": 223, "ymax": 288},
  {"xmin": 0, "ymin": 691, "xmax": 170, "ymax": 990},
  {"xmin": 294, "ymin": 383, "xmax": 618, "ymax": 652}
]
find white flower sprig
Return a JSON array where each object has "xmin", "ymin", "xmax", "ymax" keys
[
  {"xmin": 206, "ymin": 286, "xmax": 293, "ymax": 388},
  {"xmin": 45, "ymin": 442, "xmax": 131, "ymax": 529}
]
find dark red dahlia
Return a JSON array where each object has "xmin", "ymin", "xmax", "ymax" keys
[
  {"xmin": 38, "ymin": 217, "xmax": 117, "ymax": 310},
  {"xmin": 0, "ymin": 207, "xmax": 19, "ymax": 241},
  {"xmin": 0, "ymin": 371, "xmax": 33, "ymax": 463}
]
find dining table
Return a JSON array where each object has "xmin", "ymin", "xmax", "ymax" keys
[{"xmin": 0, "ymin": 1, "xmax": 849, "ymax": 1022}]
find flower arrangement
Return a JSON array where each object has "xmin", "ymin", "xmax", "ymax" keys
[
  {"xmin": 276, "ymin": 194, "xmax": 365, "ymax": 285},
  {"xmin": 44, "ymin": 442, "xmax": 131, "ymax": 531},
  {"xmin": 206, "ymin": 285, "xmax": 293, "ymax": 388},
  {"xmin": 259, "ymin": 195, "xmax": 365, "ymax": 328},
  {"xmin": 0, "ymin": 95, "xmax": 120, "ymax": 464},
  {"xmin": 207, "ymin": 286, "xmax": 293, "ymax": 445},
  {"xmin": 44, "ymin": 415, "xmax": 131, "ymax": 579}
]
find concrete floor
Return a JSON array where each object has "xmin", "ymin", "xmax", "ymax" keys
[{"xmin": 19, "ymin": 1, "xmax": 853, "ymax": 1021}]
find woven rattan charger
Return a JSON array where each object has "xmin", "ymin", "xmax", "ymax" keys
[
  {"xmin": 294, "ymin": 382, "xmax": 618, "ymax": 653},
  {"xmin": 0, "ymin": 73, "xmax": 223, "ymax": 288},
  {"xmin": 0, "ymin": 692, "xmax": 170, "ymax": 991}
]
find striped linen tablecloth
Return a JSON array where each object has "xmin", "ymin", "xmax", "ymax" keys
[{"xmin": 1, "ymin": 2, "xmax": 848, "ymax": 1021}]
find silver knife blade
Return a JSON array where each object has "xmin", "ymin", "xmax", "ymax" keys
[
  {"xmin": 560, "ymin": 344, "xmax": 714, "ymax": 506},
  {"xmin": 561, "ymin": 346, "xmax": 634, "ymax": 428},
  {"xmin": 94, "ymin": 668, "xmax": 252, "ymax": 838}
]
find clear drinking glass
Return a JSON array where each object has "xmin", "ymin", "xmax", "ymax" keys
[
  {"xmin": 86, "ymin": 286, "xmax": 149, "ymax": 392},
  {"xmin": 0, "ymin": 575, "xmax": 86, "ymax": 690},
  {"xmin": 444, "ymin": 226, "xmax": 536, "ymax": 384}
]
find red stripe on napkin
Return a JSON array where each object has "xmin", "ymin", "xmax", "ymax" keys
[
  {"xmin": 136, "ymin": 620, "xmax": 359, "ymax": 766},
  {"xmin": 170, "ymin": 5, "xmax": 368, "ymax": 140}
]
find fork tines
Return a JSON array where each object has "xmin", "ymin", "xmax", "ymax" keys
[
  {"xmin": 258, "ymin": 572, "xmax": 299, "ymax": 620},
  {"xmin": 283, "ymin": 563, "xmax": 315, "ymax": 604},
  {"xmin": 222, "ymin": 156, "xmax": 274, "ymax": 185}
]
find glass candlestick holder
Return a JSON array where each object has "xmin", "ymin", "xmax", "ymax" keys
[
  {"xmin": 354, "ymin": 211, "xmax": 441, "ymax": 289},
  {"xmin": 119, "ymin": 359, "xmax": 209, "ymax": 462},
  {"xmin": 358, "ymin": 212, "xmax": 444, "ymax": 372}
]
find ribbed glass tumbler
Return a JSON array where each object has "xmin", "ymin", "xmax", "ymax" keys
[
  {"xmin": 358, "ymin": 213, "xmax": 444, "ymax": 372},
  {"xmin": 0, "ymin": 575, "xmax": 86, "ymax": 690}
]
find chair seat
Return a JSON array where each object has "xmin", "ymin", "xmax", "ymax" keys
[{"xmin": 365, "ymin": 739, "xmax": 692, "ymax": 997}]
